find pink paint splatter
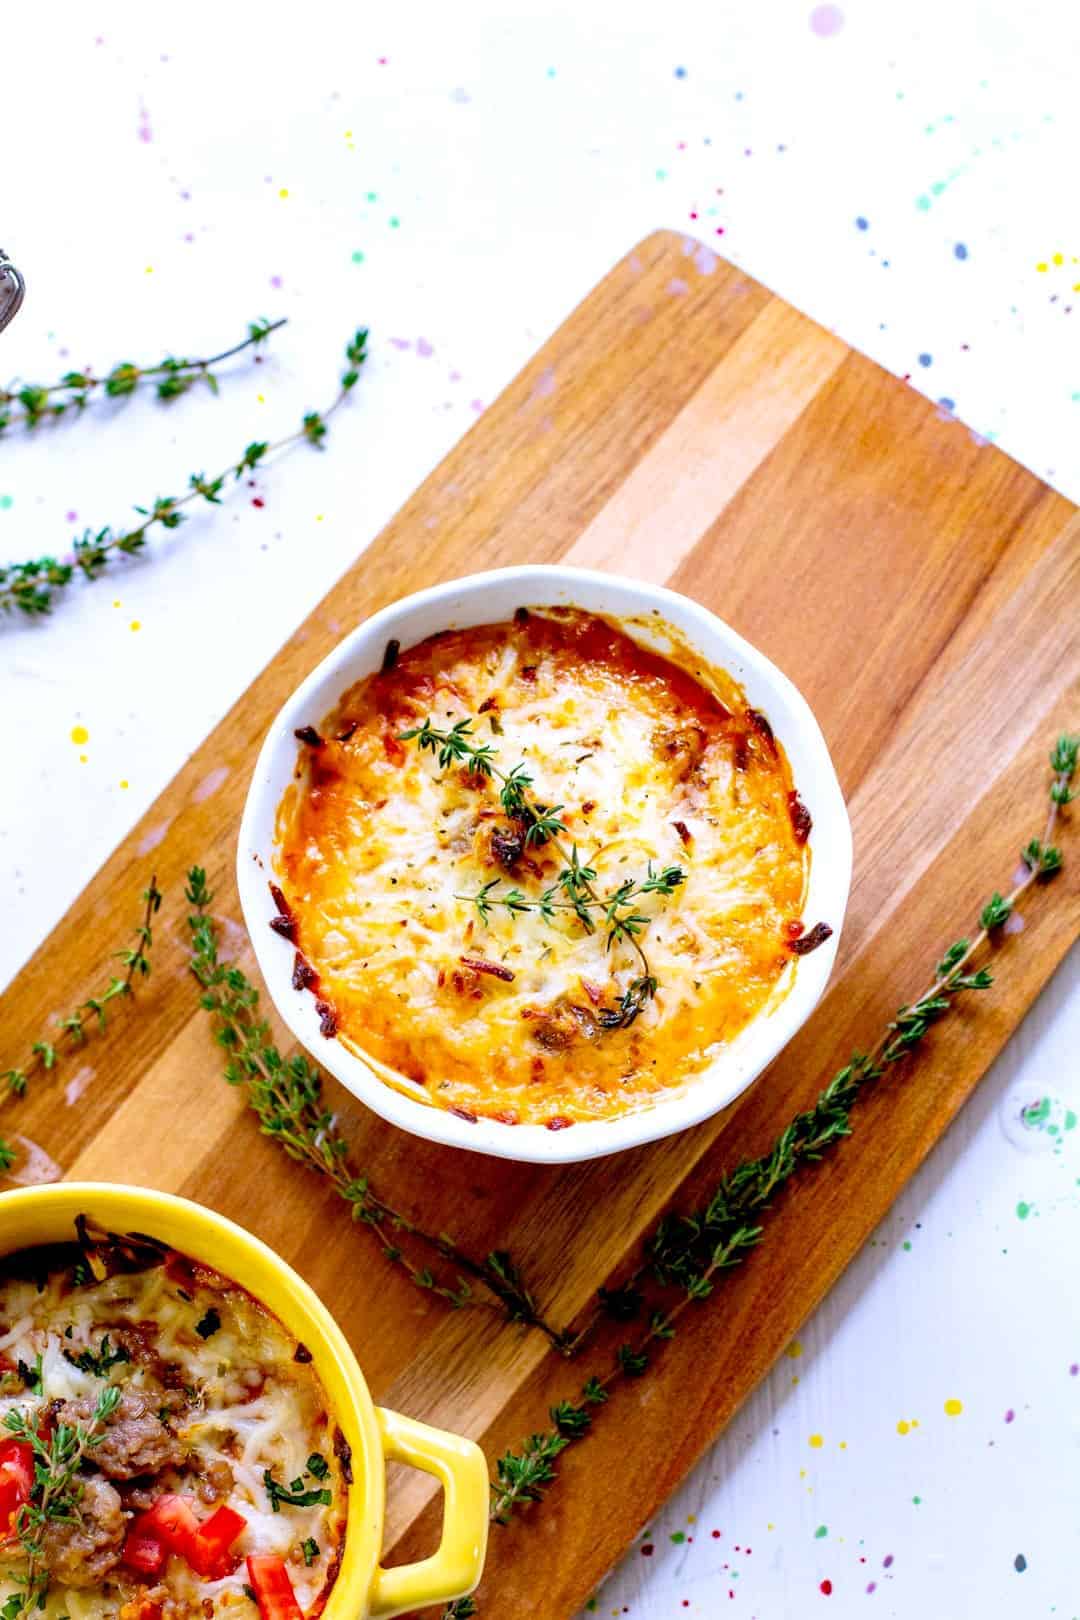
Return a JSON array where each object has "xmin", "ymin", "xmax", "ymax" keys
[
  {"xmin": 531, "ymin": 365, "xmax": 557, "ymax": 400},
  {"xmin": 5, "ymin": 1136, "xmax": 62, "ymax": 1187},
  {"xmin": 137, "ymin": 819, "xmax": 172, "ymax": 856},
  {"xmin": 448, "ymin": 369, "xmax": 462, "ymax": 383},
  {"xmin": 64, "ymin": 1066, "xmax": 94, "ymax": 1107},
  {"xmin": 867, "ymin": 1583, "xmax": 877, "ymax": 1594},
  {"xmin": 810, "ymin": 3, "xmax": 845, "ymax": 36},
  {"xmin": 416, "ymin": 337, "xmax": 434, "ymax": 358},
  {"xmin": 1070, "ymin": 1364, "xmax": 1078, "ymax": 1376},
  {"xmin": 390, "ymin": 337, "xmax": 412, "ymax": 351},
  {"xmin": 667, "ymin": 277, "xmax": 690, "ymax": 296},
  {"xmin": 65, "ymin": 510, "xmax": 78, "ymax": 523},
  {"xmin": 469, "ymin": 398, "xmax": 484, "ymax": 414},
  {"xmin": 1005, "ymin": 1409, "xmax": 1015, "ymax": 1422},
  {"xmin": 270, "ymin": 274, "xmax": 283, "ymax": 290},
  {"xmin": 137, "ymin": 100, "xmax": 153, "ymax": 143},
  {"xmin": 192, "ymin": 765, "xmax": 230, "ymax": 803}
]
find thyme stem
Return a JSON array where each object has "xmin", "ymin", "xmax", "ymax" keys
[
  {"xmin": 0, "ymin": 876, "xmax": 162, "ymax": 1169},
  {"xmin": 185, "ymin": 869, "xmax": 567, "ymax": 1345},
  {"xmin": 0, "ymin": 317, "xmax": 287, "ymax": 431},
  {"xmin": 1, "ymin": 329, "xmax": 366, "ymax": 619}
]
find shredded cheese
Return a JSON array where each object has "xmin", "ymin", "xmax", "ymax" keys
[{"xmin": 276, "ymin": 608, "xmax": 811, "ymax": 1127}]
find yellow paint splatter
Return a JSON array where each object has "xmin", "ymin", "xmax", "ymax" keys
[
  {"xmin": 1036, "ymin": 262, "xmax": 1049, "ymax": 272},
  {"xmin": 767, "ymin": 1522, "xmax": 775, "ymax": 1531},
  {"xmin": 344, "ymin": 129, "xmax": 353, "ymax": 138},
  {"xmin": 71, "ymin": 725, "xmax": 89, "ymax": 745},
  {"xmin": 257, "ymin": 394, "xmax": 265, "ymax": 404},
  {"xmin": 790, "ymin": 1375, "xmax": 799, "ymax": 1386},
  {"xmin": 315, "ymin": 513, "xmax": 325, "ymax": 522},
  {"xmin": 112, "ymin": 599, "xmax": 122, "ymax": 608},
  {"xmin": 785, "ymin": 1340, "xmax": 803, "ymax": 1359},
  {"xmin": 912, "ymin": 1419, "xmax": 919, "ymax": 1428},
  {"xmin": 687, "ymin": 1515, "xmax": 696, "ymax": 1525},
  {"xmin": 1053, "ymin": 252, "xmax": 1064, "ymax": 265},
  {"xmin": 897, "ymin": 1419, "xmax": 910, "ymax": 1435},
  {"xmin": 279, "ymin": 188, "xmax": 289, "ymax": 199},
  {"xmin": 145, "ymin": 265, "xmax": 154, "ymax": 274},
  {"xmin": 944, "ymin": 1398, "xmax": 963, "ymax": 1417},
  {"xmin": 79, "ymin": 754, "xmax": 88, "ymax": 764},
  {"xmin": 808, "ymin": 1434, "xmax": 823, "ymax": 1449},
  {"xmin": 119, "ymin": 779, "xmax": 129, "ymax": 790},
  {"xmin": 129, "ymin": 620, "xmax": 141, "ymax": 632},
  {"xmin": 839, "ymin": 1441, "xmax": 847, "ymax": 1450}
]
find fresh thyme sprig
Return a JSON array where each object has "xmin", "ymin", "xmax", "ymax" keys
[
  {"xmin": 0, "ymin": 876, "xmax": 162, "ymax": 1172},
  {"xmin": 447, "ymin": 731, "xmax": 1076, "ymax": 1574},
  {"xmin": 185, "ymin": 868, "xmax": 567, "ymax": 1347},
  {"xmin": 399, "ymin": 718, "xmax": 686, "ymax": 1026},
  {"xmin": 0, "ymin": 329, "xmax": 367, "ymax": 619},
  {"xmin": 0, "ymin": 317, "xmax": 286, "ymax": 434},
  {"xmin": 3, "ymin": 1383, "xmax": 123, "ymax": 1617}
]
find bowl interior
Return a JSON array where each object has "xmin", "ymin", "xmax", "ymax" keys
[{"xmin": 237, "ymin": 566, "xmax": 852, "ymax": 1164}]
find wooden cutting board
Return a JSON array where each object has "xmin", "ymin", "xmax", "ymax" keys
[{"xmin": 3, "ymin": 231, "xmax": 1079, "ymax": 1618}]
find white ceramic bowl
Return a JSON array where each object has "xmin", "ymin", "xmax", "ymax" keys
[{"xmin": 237, "ymin": 566, "xmax": 852, "ymax": 1165}]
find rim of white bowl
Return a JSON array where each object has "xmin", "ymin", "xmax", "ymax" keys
[{"xmin": 237, "ymin": 565, "xmax": 853, "ymax": 1165}]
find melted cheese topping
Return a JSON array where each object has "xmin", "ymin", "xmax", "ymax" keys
[
  {"xmin": 276, "ymin": 609, "xmax": 810, "ymax": 1127},
  {"xmin": 0, "ymin": 1247, "xmax": 345, "ymax": 1620}
]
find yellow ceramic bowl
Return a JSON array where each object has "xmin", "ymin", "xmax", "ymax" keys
[{"xmin": 0, "ymin": 1183, "xmax": 488, "ymax": 1620}]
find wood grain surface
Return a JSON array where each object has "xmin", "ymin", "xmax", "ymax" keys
[{"xmin": 2, "ymin": 231, "xmax": 1078, "ymax": 1619}]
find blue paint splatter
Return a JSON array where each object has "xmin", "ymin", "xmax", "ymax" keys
[
  {"xmin": 1014, "ymin": 1554, "xmax": 1027, "ymax": 1573},
  {"xmin": 674, "ymin": 65, "xmax": 687, "ymax": 78},
  {"xmin": 855, "ymin": 216, "xmax": 869, "ymax": 230},
  {"xmin": 918, "ymin": 352, "xmax": 933, "ymax": 367},
  {"xmin": 938, "ymin": 396, "xmax": 956, "ymax": 410},
  {"xmin": 954, "ymin": 242, "xmax": 969, "ymax": 260}
]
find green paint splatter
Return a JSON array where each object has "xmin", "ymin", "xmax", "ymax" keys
[
  {"xmin": 0, "ymin": 495, "xmax": 13, "ymax": 511},
  {"xmin": 584, "ymin": 1600, "xmax": 597, "ymax": 1612},
  {"xmin": 912, "ymin": 1495, "xmax": 922, "ymax": 1505},
  {"xmin": 655, "ymin": 168, "xmax": 668, "ymax": 180},
  {"xmin": 389, "ymin": 216, "xmax": 400, "ymax": 229},
  {"xmin": 351, "ymin": 251, "xmax": 365, "ymax": 263},
  {"xmin": 814, "ymin": 1525, "xmax": 828, "ymax": 1539},
  {"xmin": 902, "ymin": 1240, "xmax": 912, "ymax": 1251},
  {"xmin": 1022, "ymin": 1097, "xmax": 1051, "ymax": 1128},
  {"xmin": 1016, "ymin": 1201, "xmax": 1032, "ymax": 1220},
  {"xmin": 670, "ymin": 1531, "xmax": 686, "ymax": 1545},
  {"xmin": 916, "ymin": 195, "xmax": 932, "ymax": 211},
  {"xmin": 365, "ymin": 191, "xmax": 377, "ymax": 202},
  {"xmin": 1065, "ymin": 1110, "xmax": 1077, "ymax": 1131}
]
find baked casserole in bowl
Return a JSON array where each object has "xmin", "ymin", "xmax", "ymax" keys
[
  {"xmin": 0, "ymin": 1184, "xmax": 487, "ymax": 1620},
  {"xmin": 238, "ymin": 566, "xmax": 852, "ymax": 1164}
]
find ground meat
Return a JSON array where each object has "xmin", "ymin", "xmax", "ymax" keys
[
  {"xmin": 54, "ymin": 1390, "xmax": 185, "ymax": 1479},
  {"xmin": 196, "ymin": 1458, "xmax": 235, "ymax": 1505},
  {"xmin": 39, "ymin": 1475, "xmax": 125, "ymax": 1586}
]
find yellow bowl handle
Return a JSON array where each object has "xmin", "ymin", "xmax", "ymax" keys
[{"xmin": 368, "ymin": 1407, "xmax": 489, "ymax": 1619}]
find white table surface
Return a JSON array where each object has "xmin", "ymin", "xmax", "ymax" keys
[{"xmin": 3, "ymin": 5, "xmax": 1078, "ymax": 1615}]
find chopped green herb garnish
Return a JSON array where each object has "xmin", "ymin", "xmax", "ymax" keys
[
  {"xmin": 306, "ymin": 1452, "xmax": 329, "ymax": 1480},
  {"xmin": 17, "ymin": 1354, "xmax": 43, "ymax": 1395},
  {"xmin": 263, "ymin": 1468, "xmax": 332, "ymax": 1512},
  {"xmin": 62, "ymin": 1335, "xmax": 130, "ymax": 1377},
  {"xmin": 301, "ymin": 1538, "xmax": 319, "ymax": 1567}
]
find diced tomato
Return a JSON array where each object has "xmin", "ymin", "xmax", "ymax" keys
[
  {"xmin": 0, "ymin": 1440, "xmax": 34, "ymax": 1534},
  {"xmin": 140, "ymin": 1494, "xmax": 200, "ymax": 1560},
  {"xmin": 122, "ymin": 1518, "xmax": 167, "ymax": 1579},
  {"xmin": 188, "ymin": 1504, "xmax": 247, "ymax": 1578},
  {"xmin": 246, "ymin": 1555, "xmax": 304, "ymax": 1620}
]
